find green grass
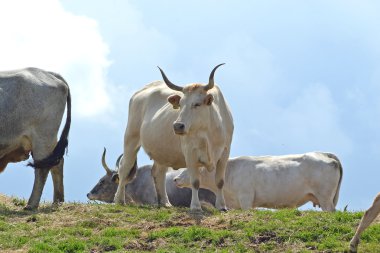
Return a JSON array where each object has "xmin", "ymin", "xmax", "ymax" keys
[{"xmin": 0, "ymin": 195, "xmax": 379, "ymax": 252}]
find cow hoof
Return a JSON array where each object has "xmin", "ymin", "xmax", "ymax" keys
[
  {"xmin": 349, "ymin": 244, "xmax": 357, "ymax": 253},
  {"xmin": 220, "ymin": 208, "xmax": 228, "ymax": 212},
  {"xmin": 189, "ymin": 209, "xmax": 203, "ymax": 224},
  {"xmin": 23, "ymin": 205, "xmax": 37, "ymax": 211}
]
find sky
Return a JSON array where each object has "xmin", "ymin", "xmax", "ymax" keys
[{"xmin": 0, "ymin": 0, "xmax": 379, "ymax": 211}]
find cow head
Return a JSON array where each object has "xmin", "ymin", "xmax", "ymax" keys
[
  {"xmin": 173, "ymin": 168, "xmax": 191, "ymax": 188},
  {"xmin": 86, "ymin": 148, "xmax": 122, "ymax": 203},
  {"xmin": 158, "ymin": 64, "xmax": 225, "ymax": 135}
]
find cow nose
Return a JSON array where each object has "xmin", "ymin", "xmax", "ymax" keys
[
  {"xmin": 173, "ymin": 122, "xmax": 185, "ymax": 134},
  {"xmin": 86, "ymin": 193, "xmax": 91, "ymax": 199}
]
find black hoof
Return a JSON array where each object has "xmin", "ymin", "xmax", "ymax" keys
[
  {"xmin": 23, "ymin": 205, "xmax": 36, "ymax": 211},
  {"xmin": 220, "ymin": 208, "xmax": 228, "ymax": 212}
]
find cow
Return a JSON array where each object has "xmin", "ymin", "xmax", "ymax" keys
[
  {"xmin": 113, "ymin": 64, "xmax": 234, "ymax": 212},
  {"xmin": 0, "ymin": 67, "xmax": 71, "ymax": 210},
  {"xmin": 350, "ymin": 193, "xmax": 380, "ymax": 252},
  {"xmin": 174, "ymin": 152, "xmax": 342, "ymax": 211},
  {"xmin": 87, "ymin": 148, "xmax": 216, "ymax": 206}
]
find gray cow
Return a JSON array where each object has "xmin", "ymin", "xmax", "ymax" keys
[
  {"xmin": 87, "ymin": 148, "xmax": 216, "ymax": 207},
  {"xmin": 0, "ymin": 67, "xmax": 71, "ymax": 209}
]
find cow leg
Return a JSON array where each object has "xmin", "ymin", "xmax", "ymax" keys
[
  {"xmin": 114, "ymin": 131, "xmax": 140, "ymax": 204},
  {"xmin": 26, "ymin": 137, "xmax": 56, "ymax": 210},
  {"xmin": 214, "ymin": 149, "xmax": 229, "ymax": 211},
  {"xmin": 151, "ymin": 163, "xmax": 171, "ymax": 207},
  {"xmin": 350, "ymin": 193, "xmax": 380, "ymax": 253},
  {"xmin": 50, "ymin": 159, "xmax": 64, "ymax": 204},
  {"xmin": 318, "ymin": 195, "xmax": 336, "ymax": 212},
  {"xmin": 25, "ymin": 168, "xmax": 50, "ymax": 210},
  {"xmin": 187, "ymin": 167, "xmax": 202, "ymax": 212}
]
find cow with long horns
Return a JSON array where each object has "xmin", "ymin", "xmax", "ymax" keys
[{"xmin": 114, "ymin": 64, "xmax": 234, "ymax": 212}]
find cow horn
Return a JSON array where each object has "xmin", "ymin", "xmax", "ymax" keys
[
  {"xmin": 115, "ymin": 154, "xmax": 123, "ymax": 171},
  {"xmin": 204, "ymin": 63, "xmax": 225, "ymax": 91},
  {"xmin": 158, "ymin": 66, "xmax": 183, "ymax": 92},
  {"xmin": 101, "ymin": 147, "xmax": 112, "ymax": 175}
]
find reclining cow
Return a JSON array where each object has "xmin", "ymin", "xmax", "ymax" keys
[
  {"xmin": 87, "ymin": 148, "xmax": 216, "ymax": 207},
  {"xmin": 114, "ymin": 64, "xmax": 234, "ymax": 213},
  {"xmin": 174, "ymin": 152, "xmax": 342, "ymax": 211},
  {"xmin": 0, "ymin": 67, "xmax": 71, "ymax": 209},
  {"xmin": 350, "ymin": 192, "xmax": 380, "ymax": 252}
]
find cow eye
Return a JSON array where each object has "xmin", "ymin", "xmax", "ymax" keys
[{"xmin": 193, "ymin": 103, "xmax": 201, "ymax": 108}]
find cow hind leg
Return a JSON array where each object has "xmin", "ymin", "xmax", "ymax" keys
[
  {"xmin": 214, "ymin": 149, "xmax": 229, "ymax": 211},
  {"xmin": 114, "ymin": 133, "xmax": 140, "ymax": 204},
  {"xmin": 350, "ymin": 193, "xmax": 380, "ymax": 253},
  {"xmin": 25, "ymin": 168, "xmax": 50, "ymax": 210},
  {"xmin": 26, "ymin": 136, "xmax": 56, "ymax": 210},
  {"xmin": 50, "ymin": 159, "xmax": 64, "ymax": 204},
  {"xmin": 151, "ymin": 163, "xmax": 171, "ymax": 207}
]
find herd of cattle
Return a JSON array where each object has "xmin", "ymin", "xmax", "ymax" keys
[{"xmin": 0, "ymin": 66, "xmax": 378, "ymax": 252}]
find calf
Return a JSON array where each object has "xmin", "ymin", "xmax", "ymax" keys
[
  {"xmin": 350, "ymin": 193, "xmax": 380, "ymax": 252},
  {"xmin": 174, "ymin": 152, "xmax": 342, "ymax": 211},
  {"xmin": 87, "ymin": 149, "xmax": 216, "ymax": 207}
]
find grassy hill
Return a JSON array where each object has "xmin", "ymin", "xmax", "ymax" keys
[{"xmin": 0, "ymin": 194, "xmax": 379, "ymax": 253}]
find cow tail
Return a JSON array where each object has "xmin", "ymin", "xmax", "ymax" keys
[
  {"xmin": 28, "ymin": 74, "xmax": 71, "ymax": 169},
  {"xmin": 325, "ymin": 153, "xmax": 343, "ymax": 207}
]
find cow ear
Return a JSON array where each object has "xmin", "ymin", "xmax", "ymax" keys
[
  {"xmin": 168, "ymin": 94, "xmax": 181, "ymax": 109},
  {"xmin": 111, "ymin": 173, "xmax": 119, "ymax": 184},
  {"xmin": 204, "ymin": 94, "xmax": 214, "ymax": 106}
]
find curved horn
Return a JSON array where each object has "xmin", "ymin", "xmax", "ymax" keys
[
  {"xmin": 115, "ymin": 154, "xmax": 123, "ymax": 171},
  {"xmin": 101, "ymin": 147, "xmax": 112, "ymax": 175},
  {"xmin": 157, "ymin": 66, "xmax": 183, "ymax": 92},
  {"xmin": 204, "ymin": 63, "xmax": 225, "ymax": 91}
]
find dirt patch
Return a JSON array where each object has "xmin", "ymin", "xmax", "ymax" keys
[
  {"xmin": 124, "ymin": 238, "xmax": 165, "ymax": 251},
  {"xmin": 249, "ymin": 231, "xmax": 284, "ymax": 245}
]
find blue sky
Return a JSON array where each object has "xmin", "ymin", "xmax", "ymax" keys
[{"xmin": 0, "ymin": 0, "xmax": 379, "ymax": 210}]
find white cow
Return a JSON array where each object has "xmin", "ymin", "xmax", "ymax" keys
[
  {"xmin": 113, "ymin": 64, "xmax": 234, "ymax": 212},
  {"xmin": 350, "ymin": 193, "xmax": 380, "ymax": 252},
  {"xmin": 174, "ymin": 152, "xmax": 342, "ymax": 211}
]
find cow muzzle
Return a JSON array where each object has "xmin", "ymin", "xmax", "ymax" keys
[
  {"xmin": 87, "ymin": 193, "xmax": 95, "ymax": 200},
  {"xmin": 173, "ymin": 122, "xmax": 186, "ymax": 135},
  {"xmin": 173, "ymin": 176, "xmax": 184, "ymax": 187}
]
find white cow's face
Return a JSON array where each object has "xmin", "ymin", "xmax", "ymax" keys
[
  {"xmin": 173, "ymin": 169, "xmax": 191, "ymax": 188},
  {"xmin": 168, "ymin": 85, "xmax": 214, "ymax": 135}
]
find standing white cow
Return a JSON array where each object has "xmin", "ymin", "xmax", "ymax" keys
[
  {"xmin": 0, "ymin": 67, "xmax": 71, "ymax": 209},
  {"xmin": 174, "ymin": 152, "xmax": 342, "ymax": 211},
  {"xmin": 114, "ymin": 64, "xmax": 234, "ymax": 212},
  {"xmin": 350, "ymin": 192, "xmax": 380, "ymax": 252}
]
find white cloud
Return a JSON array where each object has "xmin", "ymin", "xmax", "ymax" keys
[{"xmin": 0, "ymin": 0, "xmax": 111, "ymax": 117}]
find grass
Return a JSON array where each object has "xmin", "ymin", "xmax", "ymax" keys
[{"xmin": 0, "ymin": 194, "xmax": 379, "ymax": 252}]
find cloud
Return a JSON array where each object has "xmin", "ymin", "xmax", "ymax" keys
[{"xmin": 0, "ymin": 0, "xmax": 111, "ymax": 117}]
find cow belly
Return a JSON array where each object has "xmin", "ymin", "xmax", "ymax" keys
[{"xmin": 140, "ymin": 119, "xmax": 185, "ymax": 168}]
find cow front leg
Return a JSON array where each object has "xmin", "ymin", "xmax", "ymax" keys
[
  {"xmin": 350, "ymin": 193, "xmax": 380, "ymax": 253},
  {"xmin": 25, "ymin": 168, "xmax": 50, "ymax": 210},
  {"xmin": 50, "ymin": 159, "xmax": 64, "ymax": 204},
  {"xmin": 187, "ymin": 167, "xmax": 202, "ymax": 212},
  {"xmin": 152, "ymin": 163, "xmax": 171, "ymax": 207}
]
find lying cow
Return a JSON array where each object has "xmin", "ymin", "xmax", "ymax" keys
[
  {"xmin": 174, "ymin": 152, "xmax": 342, "ymax": 211},
  {"xmin": 0, "ymin": 67, "xmax": 71, "ymax": 209},
  {"xmin": 87, "ymin": 149, "xmax": 216, "ymax": 207},
  {"xmin": 350, "ymin": 192, "xmax": 380, "ymax": 252}
]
